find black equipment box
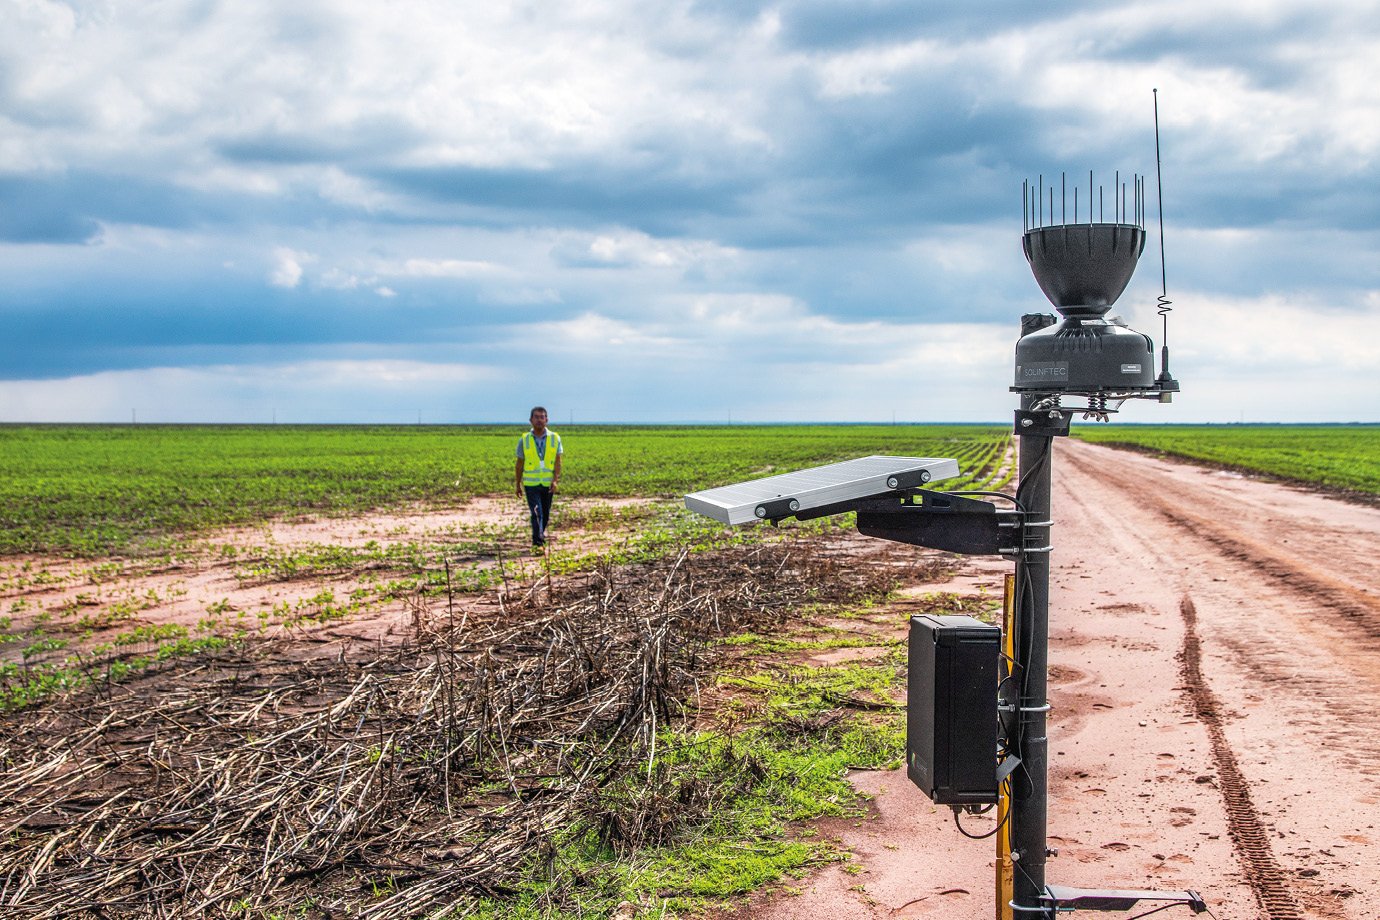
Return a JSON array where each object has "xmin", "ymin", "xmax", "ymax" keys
[{"xmin": 907, "ymin": 614, "xmax": 1000, "ymax": 805}]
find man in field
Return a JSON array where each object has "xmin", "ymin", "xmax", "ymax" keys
[{"xmin": 514, "ymin": 406, "xmax": 563, "ymax": 549}]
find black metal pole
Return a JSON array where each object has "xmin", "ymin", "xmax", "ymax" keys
[{"xmin": 1012, "ymin": 393, "xmax": 1054, "ymax": 917}]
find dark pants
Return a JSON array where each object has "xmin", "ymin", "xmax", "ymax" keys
[{"xmin": 523, "ymin": 485, "xmax": 554, "ymax": 545}]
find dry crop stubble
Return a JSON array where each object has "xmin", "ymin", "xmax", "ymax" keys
[{"xmin": 0, "ymin": 533, "xmax": 925, "ymax": 919}]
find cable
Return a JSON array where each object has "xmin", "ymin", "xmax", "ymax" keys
[
  {"xmin": 953, "ymin": 801, "xmax": 1008, "ymax": 840},
  {"xmin": 1005, "ymin": 431, "xmax": 1052, "ymax": 901},
  {"xmin": 1124, "ymin": 901, "xmax": 1201, "ymax": 920},
  {"xmin": 946, "ymin": 489, "xmax": 1026, "ymax": 512},
  {"xmin": 1012, "ymin": 433, "xmax": 1051, "ymax": 712},
  {"xmin": 1013, "ymin": 434, "xmax": 1051, "ymax": 503}
]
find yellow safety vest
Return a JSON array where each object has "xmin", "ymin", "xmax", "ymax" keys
[{"xmin": 521, "ymin": 430, "xmax": 561, "ymax": 486}]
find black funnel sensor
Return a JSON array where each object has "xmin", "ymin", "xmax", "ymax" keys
[
  {"xmin": 1022, "ymin": 224, "xmax": 1145, "ymax": 317},
  {"xmin": 1016, "ymin": 171, "xmax": 1158, "ymax": 394}
]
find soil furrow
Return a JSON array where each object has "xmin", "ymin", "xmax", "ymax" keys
[
  {"xmin": 1178, "ymin": 595, "xmax": 1305, "ymax": 919},
  {"xmin": 1154, "ymin": 505, "xmax": 1380, "ymax": 644}
]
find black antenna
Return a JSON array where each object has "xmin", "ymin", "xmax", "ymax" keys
[{"xmin": 1152, "ymin": 88, "xmax": 1178, "ymax": 394}]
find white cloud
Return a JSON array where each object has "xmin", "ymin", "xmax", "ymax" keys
[
  {"xmin": 0, "ymin": 359, "xmax": 497, "ymax": 424},
  {"xmin": 379, "ymin": 258, "xmax": 504, "ymax": 279},
  {"xmin": 554, "ymin": 229, "xmax": 741, "ymax": 270},
  {"xmin": 812, "ymin": 37, "xmax": 957, "ymax": 100},
  {"xmin": 998, "ymin": 2, "xmax": 1380, "ymax": 171},
  {"xmin": 1170, "ymin": 290, "xmax": 1380, "ymax": 371},
  {"xmin": 478, "ymin": 286, "xmax": 563, "ymax": 305},
  {"xmin": 268, "ymin": 247, "xmax": 309, "ymax": 288},
  {"xmin": 681, "ymin": 292, "xmax": 805, "ymax": 329},
  {"xmin": 262, "ymin": 249, "xmax": 508, "ymax": 293},
  {"xmin": 520, "ymin": 312, "xmax": 682, "ymax": 350},
  {"xmin": 319, "ymin": 267, "xmax": 361, "ymax": 289},
  {"xmin": 315, "ymin": 166, "xmax": 397, "ymax": 211}
]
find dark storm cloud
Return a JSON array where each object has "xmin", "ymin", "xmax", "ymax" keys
[
  {"xmin": 0, "ymin": 173, "xmax": 214, "ymax": 238},
  {"xmin": 1166, "ymin": 155, "xmax": 1380, "ymax": 235},
  {"xmin": 1099, "ymin": 8, "xmax": 1330, "ymax": 70},
  {"xmin": 215, "ymin": 115, "xmax": 425, "ymax": 166},
  {"xmin": 368, "ymin": 84, "xmax": 1042, "ymax": 252},
  {"xmin": 0, "ymin": 268, "xmax": 571, "ymax": 381},
  {"xmin": 371, "ymin": 160, "xmax": 753, "ymax": 238},
  {"xmin": 772, "ymin": 0, "xmax": 1086, "ymax": 50},
  {"xmin": 0, "ymin": 170, "xmax": 369, "ymax": 243},
  {"xmin": 785, "ymin": 97, "xmax": 1037, "ymax": 210},
  {"xmin": 0, "ymin": 184, "xmax": 101, "ymax": 244},
  {"xmin": 683, "ymin": 0, "xmax": 1085, "ymax": 49}
]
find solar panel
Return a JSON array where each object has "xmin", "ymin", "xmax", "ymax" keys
[{"xmin": 684, "ymin": 455, "xmax": 961, "ymax": 525}]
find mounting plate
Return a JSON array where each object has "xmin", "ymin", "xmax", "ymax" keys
[
  {"xmin": 684, "ymin": 455, "xmax": 960, "ymax": 525},
  {"xmin": 1043, "ymin": 885, "xmax": 1207, "ymax": 914}
]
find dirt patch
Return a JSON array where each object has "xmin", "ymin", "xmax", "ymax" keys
[
  {"xmin": 211, "ymin": 495, "xmax": 659, "ymax": 548},
  {"xmin": 0, "ymin": 496, "xmax": 661, "ymax": 672}
]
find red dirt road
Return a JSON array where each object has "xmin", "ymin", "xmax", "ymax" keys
[{"xmin": 735, "ymin": 438, "xmax": 1380, "ymax": 920}]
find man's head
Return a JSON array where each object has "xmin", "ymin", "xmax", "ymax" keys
[{"xmin": 529, "ymin": 406, "xmax": 548, "ymax": 434}]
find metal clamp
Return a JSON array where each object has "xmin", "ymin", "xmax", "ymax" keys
[
  {"xmin": 1008, "ymin": 900, "xmax": 1051, "ymax": 915},
  {"xmin": 753, "ymin": 497, "xmax": 800, "ymax": 521},
  {"xmin": 1014, "ymin": 409, "xmax": 1071, "ymax": 438},
  {"xmin": 885, "ymin": 469, "xmax": 933, "ymax": 490}
]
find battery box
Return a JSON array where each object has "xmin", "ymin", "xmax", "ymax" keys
[{"xmin": 907, "ymin": 614, "xmax": 1000, "ymax": 805}]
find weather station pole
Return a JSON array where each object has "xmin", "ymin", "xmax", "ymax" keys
[
  {"xmin": 1009, "ymin": 392, "xmax": 1054, "ymax": 913},
  {"xmin": 1005, "ymin": 105, "xmax": 1186, "ymax": 912},
  {"xmin": 684, "ymin": 96, "xmax": 1201, "ymax": 919}
]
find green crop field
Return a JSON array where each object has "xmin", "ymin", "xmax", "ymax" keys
[
  {"xmin": 0, "ymin": 424, "xmax": 1010, "ymax": 556},
  {"xmin": 1074, "ymin": 424, "xmax": 1380, "ymax": 495}
]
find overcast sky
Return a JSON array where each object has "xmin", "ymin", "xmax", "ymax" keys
[{"xmin": 2, "ymin": 0, "xmax": 1377, "ymax": 424}]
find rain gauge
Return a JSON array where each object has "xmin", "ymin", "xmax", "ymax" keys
[{"xmin": 684, "ymin": 94, "xmax": 1206, "ymax": 919}]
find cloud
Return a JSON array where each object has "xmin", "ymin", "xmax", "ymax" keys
[
  {"xmin": 517, "ymin": 312, "xmax": 682, "ymax": 351},
  {"xmin": 550, "ymin": 229, "xmax": 740, "ymax": 269},
  {"xmin": 478, "ymin": 287, "xmax": 562, "ymax": 306},
  {"xmin": 1170, "ymin": 290, "xmax": 1380, "ymax": 372},
  {"xmin": 0, "ymin": 0, "xmax": 1377, "ymax": 423},
  {"xmin": 379, "ymin": 258, "xmax": 504, "ymax": 279},
  {"xmin": 268, "ymin": 247, "xmax": 309, "ymax": 288},
  {"xmin": 0, "ymin": 359, "xmax": 498, "ymax": 424}
]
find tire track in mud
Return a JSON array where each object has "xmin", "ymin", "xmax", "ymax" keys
[
  {"xmin": 1063, "ymin": 442, "xmax": 1380, "ymax": 642},
  {"xmin": 1155, "ymin": 506, "xmax": 1380, "ymax": 643},
  {"xmin": 1178, "ymin": 595, "xmax": 1305, "ymax": 920}
]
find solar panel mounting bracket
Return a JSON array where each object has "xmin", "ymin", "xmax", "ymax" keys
[
  {"xmin": 684, "ymin": 456, "xmax": 1026, "ymax": 557},
  {"xmin": 855, "ymin": 490, "xmax": 1024, "ymax": 557}
]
